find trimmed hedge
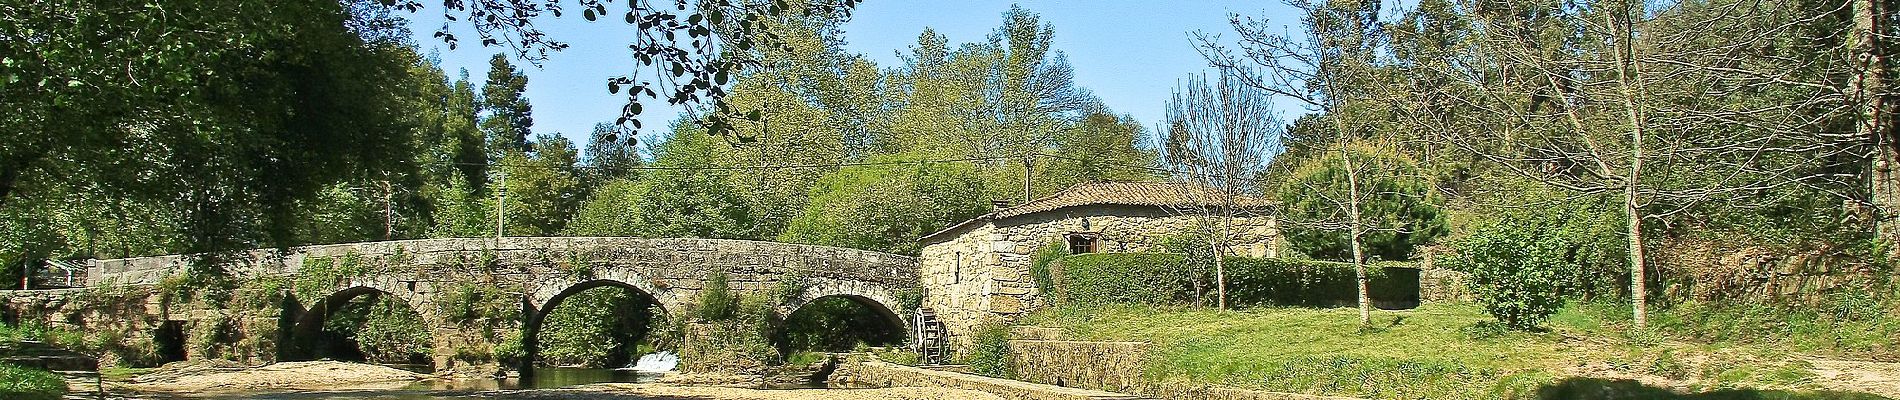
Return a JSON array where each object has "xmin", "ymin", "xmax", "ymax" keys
[
  {"xmin": 1052, "ymin": 253, "xmax": 1420, "ymax": 308},
  {"xmin": 1053, "ymin": 253, "xmax": 1195, "ymax": 306}
]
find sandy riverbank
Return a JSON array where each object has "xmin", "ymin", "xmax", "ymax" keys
[{"xmin": 121, "ymin": 360, "xmax": 429, "ymax": 393}]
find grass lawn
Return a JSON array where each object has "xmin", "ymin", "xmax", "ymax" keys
[
  {"xmin": 0, "ymin": 362, "xmax": 68, "ymax": 400},
  {"xmin": 1017, "ymin": 302, "xmax": 1893, "ymax": 400}
]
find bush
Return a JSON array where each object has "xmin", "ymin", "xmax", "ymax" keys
[
  {"xmin": 0, "ymin": 363, "xmax": 66, "ymax": 400},
  {"xmin": 964, "ymin": 323, "xmax": 1014, "ymax": 378},
  {"xmin": 1053, "ymin": 253, "xmax": 1419, "ymax": 308},
  {"xmin": 1028, "ymin": 240, "xmax": 1069, "ymax": 297},
  {"xmin": 696, "ymin": 272, "xmax": 738, "ymax": 321},
  {"xmin": 350, "ymin": 297, "xmax": 432, "ymax": 364},
  {"xmin": 775, "ymin": 296, "xmax": 903, "ymax": 354},
  {"xmin": 1441, "ymin": 219, "xmax": 1573, "ymax": 330}
]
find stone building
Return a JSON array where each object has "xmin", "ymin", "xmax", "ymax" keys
[{"xmin": 916, "ymin": 181, "xmax": 1277, "ymax": 349}]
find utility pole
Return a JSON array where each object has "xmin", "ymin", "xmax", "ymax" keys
[
  {"xmin": 495, "ymin": 169, "xmax": 507, "ymax": 238},
  {"xmin": 1021, "ymin": 155, "xmax": 1034, "ymax": 204},
  {"xmin": 382, "ymin": 180, "xmax": 395, "ymax": 241}
]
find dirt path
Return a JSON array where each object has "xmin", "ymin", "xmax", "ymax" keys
[
  {"xmin": 121, "ymin": 360, "xmax": 427, "ymax": 393},
  {"xmin": 1806, "ymin": 358, "xmax": 1900, "ymax": 398}
]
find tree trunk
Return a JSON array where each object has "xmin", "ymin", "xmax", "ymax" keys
[
  {"xmin": 1343, "ymin": 140, "xmax": 1371, "ymax": 326},
  {"xmin": 1611, "ymin": 3, "xmax": 1651, "ymax": 329},
  {"xmin": 1854, "ymin": 0, "xmax": 1896, "ymax": 255},
  {"xmin": 1211, "ymin": 219, "xmax": 1229, "ymax": 310},
  {"xmin": 1625, "ymin": 177, "xmax": 1648, "ymax": 328}
]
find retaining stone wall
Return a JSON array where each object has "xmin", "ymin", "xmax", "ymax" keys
[
  {"xmin": 1009, "ymin": 340, "xmax": 1148, "ymax": 393},
  {"xmin": 999, "ymin": 333, "xmax": 1362, "ymax": 400},
  {"xmin": 832, "ymin": 360, "xmax": 1147, "ymax": 400}
]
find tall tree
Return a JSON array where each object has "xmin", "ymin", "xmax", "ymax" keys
[
  {"xmin": 583, "ymin": 122, "xmax": 644, "ymax": 183},
  {"xmin": 498, "ymin": 134, "xmax": 583, "ymax": 236},
  {"xmin": 482, "ymin": 54, "xmax": 534, "ymax": 155},
  {"xmin": 1039, "ymin": 112, "xmax": 1160, "ymax": 192},
  {"xmin": 0, "ymin": 0, "xmax": 420, "ymax": 266}
]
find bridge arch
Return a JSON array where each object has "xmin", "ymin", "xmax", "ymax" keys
[
  {"xmin": 528, "ymin": 268, "xmax": 684, "ymax": 312},
  {"xmin": 286, "ymin": 282, "xmax": 436, "ymax": 365},
  {"xmin": 524, "ymin": 274, "xmax": 674, "ymax": 369},
  {"xmin": 774, "ymin": 278, "xmax": 910, "ymax": 353}
]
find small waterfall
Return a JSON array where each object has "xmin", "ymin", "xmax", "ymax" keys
[{"xmin": 626, "ymin": 351, "xmax": 679, "ymax": 373}]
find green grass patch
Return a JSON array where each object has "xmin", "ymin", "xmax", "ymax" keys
[
  {"xmin": 785, "ymin": 351, "xmax": 829, "ymax": 366},
  {"xmin": 1020, "ymin": 302, "xmax": 1877, "ymax": 399},
  {"xmin": 0, "ymin": 362, "xmax": 67, "ymax": 400},
  {"xmin": 1648, "ymin": 293, "xmax": 1900, "ymax": 361},
  {"xmin": 98, "ymin": 366, "xmax": 153, "ymax": 381}
]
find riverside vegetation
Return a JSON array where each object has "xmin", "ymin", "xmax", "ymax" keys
[{"xmin": 976, "ymin": 244, "xmax": 1900, "ymax": 399}]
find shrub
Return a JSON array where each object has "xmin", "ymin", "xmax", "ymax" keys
[
  {"xmin": 294, "ymin": 253, "xmax": 370, "ymax": 301},
  {"xmin": 964, "ymin": 322, "xmax": 1014, "ymax": 378},
  {"xmin": 0, "ymin": 363, "xmax": 66, "ymax": 400},
  {"xmin": 776, "ymin": 296, "xmax": 903, "ymax": 354},
  {"xmin": 696, "ymin": 271, "xmax": 738, "ymax": 321},
  {"xmin": 351, "ymin": 297, "xmax": 433, "ymax": 364},
  {"xmin": 1028, "ymin": 240, "xmax": 1069, "ymax": 297},
  {"xmin": 1441, "ymin": 219, "xmax": 1573, "ymax": 330}
]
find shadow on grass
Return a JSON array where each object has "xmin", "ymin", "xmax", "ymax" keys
[{"xmin": 1536, "ymin": 377, "xmax": 1892, "ymax": 400}]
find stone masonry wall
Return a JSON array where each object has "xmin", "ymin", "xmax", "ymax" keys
[
  {"xmin": 10, "ymin": 237, "xmax": 921, "ymax": 372},
  {"xmin": 1009, "ymin": 340, "xmax": 1150, "ymax": 393},
  {"xmin": 919, "ymin": 223, "xmax": 1000, "ymax": 351},
  {"xmin": 921, "ymin": 205, "xmax": 1277, "ymax": 352},
  {"xmin": 999, "ymin": 334, "xmax": 1359, "ymax": 400}
]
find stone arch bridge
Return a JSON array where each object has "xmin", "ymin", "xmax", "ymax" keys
[{"xmin": 4, "ymin": 237, "xmax": 920, "ymax": 372}]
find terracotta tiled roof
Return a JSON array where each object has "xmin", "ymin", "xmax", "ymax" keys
[
  {"xmin": 920, "ymin": 181, "xmax": 1271, "ymax": 243},
  {"xmin": 992, "ymin": 181, "xmax": 1264, "ymax": 219}
]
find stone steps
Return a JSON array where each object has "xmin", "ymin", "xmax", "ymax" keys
[{"xmin": 0, "ymin": 340, "xmax": 98, "ymax": 371}]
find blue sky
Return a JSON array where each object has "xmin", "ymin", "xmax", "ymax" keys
[{"xmin": 404, "ymin": 1, "xmax": 1299, "ymax": 152}]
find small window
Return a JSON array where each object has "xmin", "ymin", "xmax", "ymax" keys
[{"xmin": 1066, "ymin": 234, "xmax": 1100, "ymax": 254}]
